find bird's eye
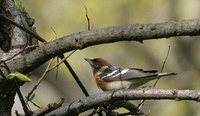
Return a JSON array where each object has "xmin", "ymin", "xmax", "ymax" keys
[
  {"xmin": 94, "ymin": 64, "xmax": 100, "ymax": 69},
  {"xmin": 93, "ymin": 61, "xmax": 102, "ymax": 70}
]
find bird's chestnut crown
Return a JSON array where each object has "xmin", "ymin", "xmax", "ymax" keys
[{"xmin": 85, "ymin": 58, "xmax": 111, "ymax": 70}]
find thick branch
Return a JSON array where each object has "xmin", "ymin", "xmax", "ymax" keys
[
  {"xmin": 0, "ymin": 0, "xmax": 33, "ymax": 115},
  {"xmin": 4, "ymin": 19, "xmax": 200, "ymax": 74},
  {"xmin": 47, "ymin": 89, "xmax": 200, "ymax": 115}
]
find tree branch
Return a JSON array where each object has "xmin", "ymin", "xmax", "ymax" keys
[
  {"xmin": 47, "ymin": 89, "xmax": 200, "ymax": 115},
  {"xmin": 33, "ymin": 98, "xmax": 64, "ymax": 116},
  {"xmin": 3, "ymin": 19, "xmax": 200, "ymax": 74}
]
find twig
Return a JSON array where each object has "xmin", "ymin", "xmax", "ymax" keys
[
  {"xmin": 14, "ymin": 80, "xmax": 32, "ymax": 115},
  {"xmin": 29, "ymin": 100, "xmax": 41, "ymax": 109},
  {"xmin": 0, "ymin": 14, "xmax": 46, "ymax": 42},
  {"xmin": 60, "ymin": 55, "xmax": 90, "ymax": 97},
  {"xmin": 81, "ymin": 0, "xmax": 91, "ymax": 30},
  {"xmin": 50, "ymin": 27, "xmax": 60, "ymax": 80},
  {"xmin": 50, "ymin": 27, "xmax": 57, "ymax": 40},
  {"xmin": 3, "ymin": 44, "xmax": 39, "ymax": 62},
  {"xmin": 49, "ymin": 50, "xmax": 76, "ymax": 71},
  {"xmin": 153, "ymin": 46, "xmax": 171, "ymax": 87},
  {"xmin": 137, "ymin": 46, "xmax": 171, "ymax": 110},
  {"xmin": 26, "ymin": 59, "xmax": 54, "ymax": 101},
  {"xmin": 136, "ymin": 100, "xmax": 145, "ymax": 110},
  {"xmin": 84, "ymin": 5, "xmax": 90, "ymax": 30},
  {"xmin": 55, "ymin": 57, "xmax": 59, "ymax": 80},
  {"xmin": 26, "ymin": 50, "xmax": 77, "ymax": 102}
]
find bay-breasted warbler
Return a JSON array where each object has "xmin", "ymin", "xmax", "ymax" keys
[{"xmin": 85, "ymin": 58, "xmax": 176, "ymax": 91}]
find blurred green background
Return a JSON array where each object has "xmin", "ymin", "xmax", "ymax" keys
[{"xmin": 13, "ymin": 0, "xmax": 200, "ymax": 115}]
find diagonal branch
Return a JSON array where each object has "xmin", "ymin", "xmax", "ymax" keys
[
  {"xmin": 47, "ymin": 89, "xmax": 200, "ymax": 115},
  {"xmin": 4, "ymin": 19, "xmax": 200, "ymax": 74}
]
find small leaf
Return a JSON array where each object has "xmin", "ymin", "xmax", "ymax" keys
[
  {"xmin": 14, "ymin": 0, "xmax": 23, "ymax": 10},
  {"xmin": 7, "ymin": 72, "xmax": 32, "ymax": 82}
]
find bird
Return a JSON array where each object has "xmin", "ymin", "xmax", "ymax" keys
[{"xmin": 85, "ymin": 58, "xmax": 176, "ymax": 91}]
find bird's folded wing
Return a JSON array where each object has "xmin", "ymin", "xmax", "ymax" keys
[{"xmin": 101, "ymin": 67, "xmax": 158, "ymax": 81}]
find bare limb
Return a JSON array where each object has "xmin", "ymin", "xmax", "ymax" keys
[
  {"xmin": 4, "ymin": 19, "xmax": 200, "ymax": 75},
  {"xmin": 47, "ymin": 89, "xmax": 200, "ymax": 115}
]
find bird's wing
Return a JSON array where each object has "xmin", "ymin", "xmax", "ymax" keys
[{"xmin": 101, "ymin": 67, "xmax": 158, "ymax": 81}]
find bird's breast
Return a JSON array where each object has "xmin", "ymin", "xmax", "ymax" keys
[
  {"xmin": 106, "ymin": 81, "xmax": 132, "ymax": 90},
  {"xmin": 94, "ymin": 74, "xmax": 108, "ymax": 91}
]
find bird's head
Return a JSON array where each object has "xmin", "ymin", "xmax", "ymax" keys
[{"xmin": 85, "ymin": 58, "xmax": 111, "ymax": 72}]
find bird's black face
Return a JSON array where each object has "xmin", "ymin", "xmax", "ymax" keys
[{"xmin": 85, "ymin": 58, "xmax": 104, "ymax": 70}]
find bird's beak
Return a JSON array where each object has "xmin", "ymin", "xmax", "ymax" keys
[{"xmin": 84, "ymin": 58, "xmax": 93, "ymax": 65}]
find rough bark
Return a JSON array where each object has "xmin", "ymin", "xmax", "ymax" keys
[
  {"xmin": 0, "ymin": 0, "xmax": 35, "ymax": 115},
  {"xmin": 2, "ymin": 19, "xmax": 200, "ymax": 75},
  {"xmin": 48, "ymin": 89, "xmax": 200, "ymax": 115},
  {"xmin": 0, "ymin": 0, "xmax": 12, "ymax": 52}
]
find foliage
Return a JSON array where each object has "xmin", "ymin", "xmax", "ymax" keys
[
  {"xmin": 14, "ymin": 0, "xmax": 23, "ymax": 11},
  {"xmin": 7, "ymin": 72, "xmax": 32, "ymax": 82}
]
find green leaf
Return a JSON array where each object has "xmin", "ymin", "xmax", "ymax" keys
[
  {"xmin": 7, "ymin": 72, "xmax": 32, "ymax": 82},
  {"xmin": 14, "ymin": 0, "xmax": 23, "ymax": 10}
]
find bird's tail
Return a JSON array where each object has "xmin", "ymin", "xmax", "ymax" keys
[{"xmin": 158, "ymin": 72, "xmax": 177, "ymax": 77}]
